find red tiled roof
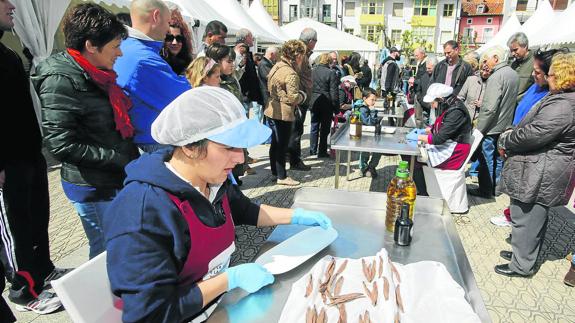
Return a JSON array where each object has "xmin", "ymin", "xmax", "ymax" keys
[{"xmin": 461, "ymin": 0, "xmax": 504, "ymax": 16}]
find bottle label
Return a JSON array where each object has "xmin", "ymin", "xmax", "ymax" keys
[{"xmin": 349, "ymin": 123, "xmax": 360, "ymax": 137}]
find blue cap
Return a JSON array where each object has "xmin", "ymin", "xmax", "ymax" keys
[{"xmin": 208, "ymin": 118, "xmax": 271, "ymax": 148}]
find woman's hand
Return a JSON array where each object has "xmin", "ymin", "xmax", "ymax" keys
[
  {"xmin": 417, "ymin": 134, "xmax": 429, "ymax": 144},
  {"xmin": 291, "ymin": 208, "xmax": 332, "ymax": 229},
  {"xmin": 425, "ymin": 127, "xmax": 431, "ymax": 134},
  {"xmin": 498, "ymin": 148, "xmax": 507, "ymax": 160},
  {"xmin": 225, "ymin": 263, "xmax": 274, "ymax": 293}
]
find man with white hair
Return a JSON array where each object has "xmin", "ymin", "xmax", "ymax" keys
[
  {"xmin": 258, "ymin": 46, "xmax": 278, "ymax": 106},
  {"xmin": 114, "ymin": 0, "xmax": 191, "ymax": 153},
  {"xmin": 329, "ymin": 51, "xmax": 344, "ymax": 80},
  {"xmin": 288, "ymin": 28, "xmax": 317, "ymax": 171},
  {"xmin": 507, "ymin": 32, "xmax": 535, "ymax": 102},
  {"xmin": 237, "ymin": 28, "xmax": 264, "ymax": 122},
  {"xmin": 415, "ymin": 55, "xmax": 438, "ymax": 125},
  {"xmin": 470, "ymin": 46, "xmax": 519, "ymax": 198}
]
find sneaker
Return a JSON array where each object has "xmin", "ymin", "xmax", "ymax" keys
[
  {"xmin": 277, "ymin": 177, "xmax": 300, "ymax": 186},
  {"xmin": 247, "ymin": 156, "xmax": 259, "ymax": 164},
  {"xmin": 244, "ymin": 167, "xmax": 257, "ymax": 175},
  {"xmin": 43, "ymin": 267, "xmax": 73, "ymax": 288},
  {"xmin": 564, "ymin": 263, "xmax": 575, "ymax": 287},
  {"xmin": 490, "ymin": 215, "xmax": 511, "ymax": 227},
  {"xmin": 290, "ymin": 161, "xmax": 311, "ymax": 171},
  {"xmin": 369, "ymin": 166, "xmax": 378, "ymax": 179},
  {"xmin": 14, "ymin": 290, "xmax": 62, "ymax": 314}
]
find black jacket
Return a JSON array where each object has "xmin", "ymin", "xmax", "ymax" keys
[
  {"xmin": 310, "ymin": 63, "xmax": 338, "ymax": 110},
  {"xmin": 431, "ymin": 58, "xmax": 474, "ymax": 96},
  {"xmin": 257, "ymin": 56, "xmax": 273, "ymax": 105},
  {"xmin": 380, "ymin": 56, "xmax": 400, "ymax": 93},
  {"xmin": 0, "ymin": 40, "xmax": 43, "ymax": 171},
  {"xmin": 239, "ymin": 49, "xmax": 263, "ymax": 105},
  {"xmin": 358, "ymin": 64, "xmax": 372, "ymax": 88},
  {"xmin": 431, "ymin": 98, "xmax": 472, "ymax": 145},
  {"xmin": 416, "ymin": 72, "xmax": 433, "ymax": 112},
  {"xmin": 32, "ymin": 52, "xmax": 139, "ymax": 188}
]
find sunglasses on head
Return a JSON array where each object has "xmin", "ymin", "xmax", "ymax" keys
[{"xmin": 165, "ymin": 34, "xmax": 185, "ymax": 43}]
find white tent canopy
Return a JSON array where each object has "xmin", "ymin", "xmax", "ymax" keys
[
  {"xmin": 534, "ymin": 3, "xmax": 575, "ymax": 46},
  {"xmin": 520, "ymin": 0, "xmax": 555, "ymax": 42},
  {"xmin": 202, "ymin": 0, "xmax": 282, "ymax": 43},
  {"xmin": 248, "ymin": 0, "xmax": 289, "ymax": 42},
  {"xmin": 476, "ymin": 13, "xmax": 522, "ymax": 55}
]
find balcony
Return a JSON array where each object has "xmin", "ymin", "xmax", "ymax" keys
[
  {"xmin": 359, "ymin": 14, "xmax": 385, "ymax": 25},
  {"xmin": 410, "ymin": 15, "xmax": 437, "ymax": 26}
]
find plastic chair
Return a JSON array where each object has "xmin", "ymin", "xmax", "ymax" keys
[
  {"xmin": 52, "ymin": 252, "xmax": 122, "ymax": 323},
  {"xmin": 423, "ymin": 129, "xmax": 484, "ymax": 213}
]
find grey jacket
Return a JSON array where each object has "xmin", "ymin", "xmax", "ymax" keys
[
  {"xmin": 476, "ymin": 63, "xmax": 519, "ymax": 135},
  {"xmin": 457, "ymin": 73, "xmax": 486, "ymax": 121},
  {"xmin": 499, "ymin": 91, "xmax": 575, "ymax": 207},
  {"xmin": 510, "ymin": 48, "xmax": 535, "ymax": 103}
]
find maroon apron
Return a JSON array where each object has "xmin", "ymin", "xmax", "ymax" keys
[{"xmin": 166, "ymin": 192, "xmax": 236, "ymax": 322}]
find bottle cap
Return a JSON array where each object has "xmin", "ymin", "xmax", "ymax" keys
[{"xmin": 396, "ymin": 161, "xmax": 409, "ymax": 178}]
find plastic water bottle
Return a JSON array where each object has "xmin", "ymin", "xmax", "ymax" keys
[{"xmin": 385, "ymin": 161, "xmax": 417, "ymax": 232}]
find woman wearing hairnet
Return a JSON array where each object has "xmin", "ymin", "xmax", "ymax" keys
[{"xmin": 103, "ymin": 87, "xmax": 332, "ymax": 322}]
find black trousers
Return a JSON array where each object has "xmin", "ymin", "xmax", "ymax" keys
[
  {"xmin": 268, "ymin": 118, "xmax": 293, "ymax": 179},
  {"xmin": 288, "ymin": 105, "xmax": 308, "ymax": 165},
  {"xmin": 0, "ymin": 153, "xmax": 54, "ymax": 293},
  {"xmin": 309, "ymin": 98, "xmax": 334, "ymax": 155}
]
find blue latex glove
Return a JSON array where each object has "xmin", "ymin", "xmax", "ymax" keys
[
  {"xmin": 291, "ymin": 208, "xmax": 332, "ymax": 229},
  {"xmin": 406, "ymin": 128, "xmax": 426, "ymax": 141},
  {"xmin": 226, "ymin": 263, "xmax": 274, "ymax": 293}
]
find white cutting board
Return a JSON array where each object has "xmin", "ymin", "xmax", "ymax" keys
[{"xmin": 255, "ymin": 226, "xmax": 338, "ymax": 275}]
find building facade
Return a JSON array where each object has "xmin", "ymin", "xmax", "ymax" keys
[
  {"xmin": 458, "ymin": 0, "xmax": 504, "ymax": 48},
  {"xmin": 278, "ymin": 0, "xmax": 458, "ymax": 53}
]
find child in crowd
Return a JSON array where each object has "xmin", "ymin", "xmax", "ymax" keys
[
  {"xmin": 185, "ymin": 56, "xmax": 221, "ymax": 87},
  {"xmin": 353, "ymin": 88, "xmax": 381, "ymax": 178}
]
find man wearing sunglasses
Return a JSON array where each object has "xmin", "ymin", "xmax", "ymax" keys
[{"xmin": 114, "ymin": 0, "xmax": 191, "ymax": 153}]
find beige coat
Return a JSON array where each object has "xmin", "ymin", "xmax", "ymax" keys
[{"xmin": 264, "ymin": 58, "xmax": 305, "ymax": 122}]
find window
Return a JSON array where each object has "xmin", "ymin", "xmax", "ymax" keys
[
  {"xmin": 344, "ymin": 28, "xmax": 355, "ymax": 34},
  {"xmin": 391, "ymin": 29, "xmax": 402, "ymax": 46},
  {"xmin": 467, "ymin": 18, "xmax": 472, "ymax": 24},
  {"xmin": 361, "ymin": 24, "xmax": 383, "ymax": 43},
  {"xmin": 442, "ymin": 4, "xmax": 454, "ymax": 17},
  {"xmin": 344, "ymin": 2, "xmax": 355, "ymax": 16},
  {"xmin": 412, "ymin": 26, "xmax": 435, "ymax": 44},
  {"xmin": 361, "ymin": 0, "xmax": 384, "ymax": 15},
  {"xmin": 392, "ymin": 3, "xmax": 403, "ymax": 17},
  {"xmin": 486, "ymin": 18, "xmax": 493, "ymax": 24},
  {"xmin": 476, "ymin": 4, "xmax": 485, "ymax": 14},
  {"xmin": 516, "ymin": 0, "xmax": 528, "ymax": 11},
  {"xmin": 440, "ymin": 31, "xmax": 452, "ymax": 44},
  {"xmin": 462, "ymin": 27, "xmax": 474, "ymax": 43},
  {"xmin": 414, "ymin": 0, "xmax": 437, "ymax": 16},
  {"xmin": 289, "ymin": 5, "xmax": 298, "ymax": 21},
  {"xmin": 261, "ymin": 0, "xmax": 280, "ymax": 20},
  {"xmin": 322, "ymin": 4, "xmax": 331, "ymax": 22},
  {"xmin": 483, "ymin": 27, "xmax": 494, "ymax": 43},
  {"xmin": 301, "ymin": 0, "xmax": 318, "ymax": 18}
]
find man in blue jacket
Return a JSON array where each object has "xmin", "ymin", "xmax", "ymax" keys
[{"xmin": 114, "ymin": 0, "xmax": 191, "ymax": 153}]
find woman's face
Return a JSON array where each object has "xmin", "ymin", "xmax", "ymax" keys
[
  {"xmin": 547, "ymin": 66, "xmax": 557, "ymax": 92},
  {"xmin": 189, "ymin": 141, "xmax": 244, "ymax": 184},
  {"xmin": 91, "ymin": 37, "xmax": 123, "ymax": 70},
  {"xmin": 295, "ymin": 53, "xmax": 304, "ymax": 67},
  {"xmin": 219, "ymin": 55, "xmax": 235, "ymax": 76},
  {"xmin": 203, "ymin": 67, "xmax": 221, "ymax": 87},
  {"xmin": 431, "ymin": 100, "xmax": 439, "ymax": 109},
  {"xmin": 532, "ymin": 59, "xmax": 548, "ymax": 87},
  {"xmin": 166, "ymin": 27, "xmax": 183, "ymax": 56}
]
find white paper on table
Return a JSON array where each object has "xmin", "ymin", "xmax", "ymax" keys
[
  {"xmin": 278, "ymin": 248, "xmax": 481, "ymax": 323},
  {"xmin": 255, "ymin": 226, "xmax": 338, "ymax": 275}
]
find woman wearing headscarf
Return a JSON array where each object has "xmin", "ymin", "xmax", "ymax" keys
[
  {"xmin": 495, "ymin": 52, "xmax": 575, "ymax": 278},
  {"xmin": 103, "ymin": 87, "xmax": 331, "ymax": 322}
]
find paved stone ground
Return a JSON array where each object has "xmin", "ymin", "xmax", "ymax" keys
[{"xmin": 5, "ymin": 115, "xmax": 575, "ymax": 322}]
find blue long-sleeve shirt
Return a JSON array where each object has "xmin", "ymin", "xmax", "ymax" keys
[
  {"xmin": 512, "ymin": 83, "xmax": 548, "ymax": 126},
  {"xmin": 114, "ymin": 30, "xmax": 191, "ymax": 145}
]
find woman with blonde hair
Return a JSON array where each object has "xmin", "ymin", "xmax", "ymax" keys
[
  {"xmin": 264, "ymin": 39, "xmax": 307, "ymax": 186},
  {"xmin": 185, "ymin": 56, "xmax": 221, "ymax": 87},
  {"xmin": 496, "ymin": 52, "xmax": 575, "ymax": 278}
]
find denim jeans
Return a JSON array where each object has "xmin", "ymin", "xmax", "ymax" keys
[
  {"xmin": 469, "ymin": 160, "xmax": 479, "ymax": 177},
  {"xmin": 251, "ymin": 102, "xmax": 263, "ymax": 123},
  {"xmin": 478, "ymin": 135, "xmax": 503, "ymax": 196},
  {"xmin": 72, "ymin": 199, "xmax": 115, "ymax": 259}
]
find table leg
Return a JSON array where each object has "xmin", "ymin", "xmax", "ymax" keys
[
  {"xmin": 410, "ymin": 155, "xmax": 415, "ymax": 178},
  {"xmin": 346, "ymin": 150, "xmax": 351, "ymax": 181},
  {"xmin": 335, "ymin": 150, "xmax": 340, "ymax": 188}
]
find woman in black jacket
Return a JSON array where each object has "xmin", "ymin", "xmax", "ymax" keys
[
  {"xmin": 32, "ymin": 4, "xmax": 139, "ymax": 259},
  {"xmin": 309, "ymin": 53, "xmax": 339, "ymax": 157}
]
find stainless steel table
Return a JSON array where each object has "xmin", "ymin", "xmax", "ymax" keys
[
  {"xmin": 330, "ymin": 122, "xmax": 419, "ymax": 188},
  {"xmin": 209, "ymin": 188, "xmax": 490, "ymax": 323}
]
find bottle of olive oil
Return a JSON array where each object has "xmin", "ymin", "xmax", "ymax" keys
[
  {"xmin": 349, "ymin": 110, "xmax": 362, "ymax": 139},
  {"xmin": 385, "ymin": 161, "xmax": 417, "ymax": 232}
]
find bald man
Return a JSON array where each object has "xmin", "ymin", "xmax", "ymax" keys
[{"xmin": 114, "ymin": 0, "xmax": 191, "ymax": 153}]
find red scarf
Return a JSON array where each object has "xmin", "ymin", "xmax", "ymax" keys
[{"xmin": 67, "ymin": 48, "xmax": 134, "ymax": 139}]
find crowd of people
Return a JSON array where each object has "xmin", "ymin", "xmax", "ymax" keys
[{"xmin": 0, "ymin": 0, "xmax": 574, "ymax": 320}]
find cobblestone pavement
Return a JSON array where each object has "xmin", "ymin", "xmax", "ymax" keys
[{"xmin": 6, "ymin": 118, "xmax": 575, "ymax": 322}]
